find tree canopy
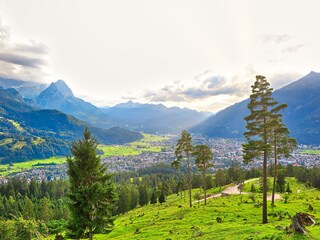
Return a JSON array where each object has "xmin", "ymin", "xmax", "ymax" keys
[{"xmin": 67, "ymin": 127, "xmax": 117, "ymax": 240}]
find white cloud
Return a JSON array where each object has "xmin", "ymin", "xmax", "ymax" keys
[{"xmin": 0, "ymin": 18, "xmax": 48, "ymax": 81}]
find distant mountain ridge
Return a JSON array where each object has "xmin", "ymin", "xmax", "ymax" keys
[
  {"xmin": 0, "ymin": 77, "xmax": 48, "ymax": 99},
  {"xmin": 102, "ymin": 100, "xmax": 210, "ymax": 134},
  {"xmin": 191, "ymin": 71, "xmax": 320, "ymax": 144}
]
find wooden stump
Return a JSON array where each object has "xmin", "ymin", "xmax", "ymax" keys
[{"xmin": 288, "ymin": 212, "xmax": 315, "ymax": 234}]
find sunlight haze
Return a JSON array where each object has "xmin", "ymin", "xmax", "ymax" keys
[{"xmin": 0, "ymin": 0, "xmax": 319, "ymax": 112}]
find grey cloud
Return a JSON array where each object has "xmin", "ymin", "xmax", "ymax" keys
[
  {"xmin": 0, "ymin": 18, "xmax": 49, "ymax": 80},
  {"xmin": 0, "ymin": 60, "xmax": 45, "ymax": 82},
  {"xmin": 182, "ymin": 86, "xmax": 238, "ymax": 99},
  {"xmin": 204, "ymin": 76, "xmax": 225, "ymax": 88},
  {"xmin": 14, "ymin": 41, "xmax": 48, "ymax": 54},
  {"xmin": 144, "ymin": 75, "xmax": 248, "ymax": 103},
  {"xmin": 0, "ymin": 52, "xmax": 47, "ymax": 68},
  {"xmin": 263, "ymin": 34, "xmax": 291, "ymax": 44}
]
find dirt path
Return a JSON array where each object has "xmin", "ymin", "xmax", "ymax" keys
[{"xmin": 194, "ymin": 178, "xmax": 281, "ymax": 203}]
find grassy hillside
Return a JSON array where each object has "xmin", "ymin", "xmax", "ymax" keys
[
  {"xmin": 99, "ymin": 178, "xmax": 319, "ymax": 240},
  {"xmin": 98, "ymin": 133, "xmax": 168, "ymax": 158}
]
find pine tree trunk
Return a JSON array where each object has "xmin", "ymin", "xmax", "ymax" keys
[
  {"xmin": 187, "ymin": 153, "xmax": 192, "ymax": 207},
  {"xmin": 89, "ymin": 231, "xmax": 93, "ymax": 240},
  {"xmin": 271, "ymin": 139, "xmax": 277, "ymax": 207},
  {"xmin": 203, "ymin": 170, "xmax": 207, "ymax": 206},
  {"xmin": 262, "ymin": 118, "xmax": 268, "ymax": 224}
]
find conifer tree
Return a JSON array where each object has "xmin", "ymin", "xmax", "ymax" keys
[
  {"xmin": 67, "ymin": 128, "xmax": 117, "ymax": 240},
  {"xmin": 269, "ymin": 107, "xmax": 297, "ymax": 206},
  {"xmin": 243, "ymin": 75, "xmax": 278, "ymax": 224},
  {"xmin": 150, "ymin": 192, "xmax": 157, "ymax": 204},
  {"xmin": 172, "ymin": 130, "xmax": 193, "ymax": 207},
  {"xmin": 159, "ymin": 192, "xmax": 165, "ymax": 204},
  {"xmin": 192, "ymin": 144, "xmax": 213, "ymax": 205}
]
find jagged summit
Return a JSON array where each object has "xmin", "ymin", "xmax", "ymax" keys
[
  {"xmin": 36, "ymin": 80, "xmax": 115, "ymax": 128},
  {"xmin": 52, "ymin": 79, "xmax": 74, "ymax": 98},
  {"xmin": 36, "ymin": 80, "xmax": 74, "ymax": 109}
]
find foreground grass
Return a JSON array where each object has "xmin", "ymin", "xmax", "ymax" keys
[{"xmin": 98, "ymin": 178, "xmax": 320, "ymax": 240}]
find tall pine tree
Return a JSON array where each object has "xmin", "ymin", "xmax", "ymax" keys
[
  {"xmin": 172, "ymin": 130, "xmax": 193, "ymax": 207},
  {"xmin": 243, "ymin": 75, "xmax": 278, "ymax": 224},
  {"xmin": 67, "ymin": 128, "xmax": 117, "ymax": 240},
  {"xmin": 269, "ymin": 106, "xmax": 297, "ymax": 206},
  {"xmin": 192, "ymin": 144, "xmax": 213, "ymax": 206}
]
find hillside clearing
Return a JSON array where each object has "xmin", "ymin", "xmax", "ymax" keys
[{"xmin": 99, "ymin": 178, "xmax": 319, "ymax": 240}]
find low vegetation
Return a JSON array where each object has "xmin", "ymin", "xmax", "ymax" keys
[{"xmin": 100, "ymin": 178, "xmax": 320, "ymax": 240}]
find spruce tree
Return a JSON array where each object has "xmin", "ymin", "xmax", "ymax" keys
[
  {"xmin": 243, "ymin": 75, "xmax": 278, "ymax": 224},
  {"xmin": 192, "ymin": 144, "xmax": 213, "ymax": 206},
  {"xmin": 159, "ymin": 192, "xmax": 165, "ymax": 204},
  {"xmin": 172, "ymin": 130, "xmax": 193, "ymax": 207},
  {"xmin": 150, "ymin": 192, "xmax": 157, "ymax": 204},
  {"xmin": 67, "ymin": 128, "xmax": 117, "ymax": 240}
]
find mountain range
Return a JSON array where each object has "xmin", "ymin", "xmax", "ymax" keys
[
  {"xmin": 102, "ymin": 101, "xmax": 210, "ymax": 134},
  {"xmin": 0, "ymin": 77, "xmax": 208, "ymax": 163},
  {"xmin": 0, "ymin": 87, "xmax": 142, "ymax": 163},
  {"xmin": 9, "ymin": 79, "xmax": 209, "ymax": 134},
  {"xmin": 2, "ymin": 70, "xmax": 320, "ymax": 152},
  {"xmin": 191, "ymin": 71, "xmax": 320, "ymax": 145}
]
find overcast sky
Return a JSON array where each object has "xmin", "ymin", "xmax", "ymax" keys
[{"xmin": 0, "ymin": 0, "xmax": 319, "ymax": 112}]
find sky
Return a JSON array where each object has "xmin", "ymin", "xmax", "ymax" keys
[{"xmin": 0, "ymin": 0, "xmax": 319, "ymax": 112}]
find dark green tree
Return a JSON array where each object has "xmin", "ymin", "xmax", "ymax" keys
[
  {"xmin": 276, "ymin": 169, "xmax": 286, "ymax": 193},
  {"xmin": 269, "ymin": 110, "xmax": 297, "ymax": 206},
  {"xmin": 192, "ymin": 144, "xmax": 213, "ymax": 205},
  {"xmin": 138, "ymin": 184, "xmax": 149, "ymax": 206},
  {"xmin": 172, "ymin": 130, "xmax": 193, "ymax": 207},
  {"xmin": 67, "ymin": 128, "xmax": 117, "ymax": 240},
  {"xmin": 159, "ymin": 192, "xmax": 165, "ymax": 204},
  {"xmin": 117, "ymin": 184, "xmax": 131, "ymax": 214},
  {"xmin": 243, "ymin": 75, "xmax": 278, "ymax": 224},
  {"xmin": 150, "ymin": 192, "xmax": 157, "ymax": 204}
]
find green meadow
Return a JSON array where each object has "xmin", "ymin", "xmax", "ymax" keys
[
  {"xmin": 7, "ymin": 119, "xmax": 25, "ymax": 132},
  {"xmin": 0, "ymin": 133, "xmax": 168, "ymax": 177},
  {"xmin": 98, "ymin": 133, "xmax": 168, "ymax": 158},
  {"xmin": 299, "ymin": 150, "xmax": 320, "ymax": 155},
  {"xmin": 95, "ymin": 178, "xmax": 320, "ymax": 240},
  {"xmin": 0, "ymin": 156, "xmax": 66, "ymax": 176}
]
